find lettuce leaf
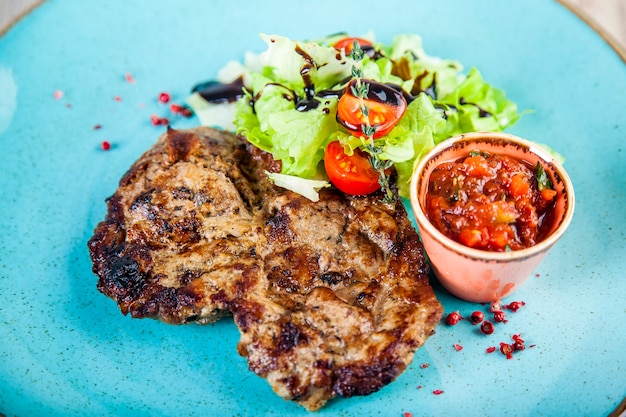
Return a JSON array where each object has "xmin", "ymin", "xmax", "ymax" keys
[
  {"xmin": 265, "ymin": 172, "xmax": 330, "ymax": 202},
  {"xmin": 255, "ymin": 33, "xmax": 353, "ymax": 94},
  {"xmin": 235, "ymin": 72, "xmax": 342, "ymax": 178}
]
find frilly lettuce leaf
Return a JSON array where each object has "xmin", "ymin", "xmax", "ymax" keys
[
  {"xmin": 256, "ymin": 33, "xmax": 353, "ymax": 94},
  {"xmin": 235, "ymin": 71, "xmax": 342, "ymax": 178}
]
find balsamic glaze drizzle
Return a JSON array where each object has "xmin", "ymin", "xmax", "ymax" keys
[{"xmin": 192, "ymin": 77, "xmax": 245, "ymax": 104}]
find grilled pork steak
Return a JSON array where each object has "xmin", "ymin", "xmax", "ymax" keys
[
  {"xmin": 89, "ymin": 127, "xmax": 271, "ymax": 324},
  {"xmin": 88, "ymin": 127, "xmax": 443, "ymax": 411}
]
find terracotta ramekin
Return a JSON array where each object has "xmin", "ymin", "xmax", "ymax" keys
[{"xmin": 409, "ymin": 132, "xmax": 575, "ymax": 303}]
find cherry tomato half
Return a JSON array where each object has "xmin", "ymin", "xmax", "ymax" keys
[
  {"xmin": 333, "ymin": 37, "xmax": 373, "ymax": 56},
  {"xmin": 324, "ymin": 140, "xmax": 380, "ymax": 195},
  {"xmin": 337, "ymin": 79, "xmax": 407, "ymax": 139}
]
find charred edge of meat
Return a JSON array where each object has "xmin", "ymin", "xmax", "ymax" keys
[
  {"xmin": 119, "ymin": 159, "xmax": 151, "ymax": 189},
  {"xmin": 332, "ymin": 357, "xmax": 405, "ymax": 398},
  {"xmin": 96, "ymin": 253, "xmax": 145, "ymax": 300},
  {"xmin": 166, "ymin": 127, "xmax": 201, "ymax": 164},
  {"xmin": 231, "ymin": 299, "xmax": 266, "ymax": 335}
]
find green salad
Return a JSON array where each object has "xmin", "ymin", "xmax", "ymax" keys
[{"xmin": 187, "ymin": 33, "xmax": 521, "ymax": 200}]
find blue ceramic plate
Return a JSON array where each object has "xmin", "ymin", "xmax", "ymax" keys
[{"xmin": 1, "ymin": 1, "xmax": 625, "ymax": 416}]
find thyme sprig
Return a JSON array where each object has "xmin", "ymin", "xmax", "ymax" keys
[{"xmin": 348, "ymin": 41, "xmax": 396, "ymax": 203}]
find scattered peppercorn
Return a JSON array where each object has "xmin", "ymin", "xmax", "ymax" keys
[
  {"xmin": 500, "ymin": 343, "xmax": 514, "ymax": 359},
  {"xmin": 470, "ymin": 311, "xmax": 484, "ymax": 324},
  {"xmin": 493, "ymin": 310, "xmax": 507, "ymax": 323},
  {"xmin": 445, "ymin": 311, "xmax": 463, "ymax": 325},
  {"xmin": 170, "ymin": 103, "xmax": 193, "ymax": 117},
  {"xmin": 158, "ymin": 92, "xmax": 171, "ymax": 103},
  {"xmin": 150, "ymin": 114, "xmax": 169, "ymax": 126},
  {"xmin": 480, "ymin": 320, "xmax": 495, "ymax": 335},
  {"xmin": 512, "ymin": 334, "xmax": 525, "ymax": 351},
  {"xmin": 505, "ymin": 301, "xmax": 526, "ymax": 312},
  {"xmin": 444, "ymin": 301, "xmax": 531, "ymax": 360},
  {"xmin": 100, "ymin": 140, "xmax": 111, "ymax": 151}
]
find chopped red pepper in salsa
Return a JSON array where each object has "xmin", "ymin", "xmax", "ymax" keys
[{"xmin": 425, "ymin": 151, "xmax": 556, "ymax": 252}]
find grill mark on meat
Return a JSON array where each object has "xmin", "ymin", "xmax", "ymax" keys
[
  {"xmin": 169, "ymin": 215, "xmax": 201, "ymax": 246},
  {"xmin": 88, "ymin": 126, "xmax": 443, "ymax": 411},
  {"xmin": 276, "ymin": 321, "xmax": 307, "ymax": 354},
  {"xmin": 172, "ymin": 186, "xmax": 193, "ymax": 200},
  {"xmin": 177, "ymin": 269, "xmax": 202, "ymax": 287},
  {"xmin": 130, "ymin": 190, "xmax": 154, "ymax": 213},
  {"xmin": 266, "ymin": 246, "xmax": 320, "ymax": 295},
  {"xmin": 269, "ymin": 266, "xmax": 298, "ymax": 294},
  {"xmin": 319, "ymin": 271, "xmax": 344, "ymax": 285},
  {"xmin": 266, "ymin": 209, "xmax": 293, "ymax": 243}
]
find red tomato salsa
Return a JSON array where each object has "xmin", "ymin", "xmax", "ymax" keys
[{"xmin": 424, "ymin": 151, "xmax": 556, "ymax": 252}]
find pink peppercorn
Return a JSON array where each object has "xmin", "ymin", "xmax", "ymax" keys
[
  {"xmin": 493, "ymin": 310, "xmax": 507, "ymax": 323},
  {"xmin": 158, "ymin": 92, "xmax": 171, "ymax": 103},
  {"xmin": 470, "ymin": 311, "xmax": 484, "ymax": 325},
  {"xmin": 480, "ymin": 321, "xmax": 495, "ymax": 335},
  {"xmin": 445, "ymin": 311, "xmax": 463, "ymax": 325}
]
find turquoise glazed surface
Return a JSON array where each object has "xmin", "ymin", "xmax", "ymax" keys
[{"xmin": 0, "ymin": 1, "xmax": 624, "ymax": 416}]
